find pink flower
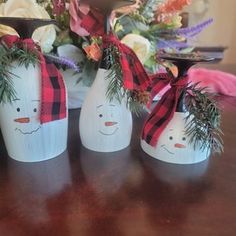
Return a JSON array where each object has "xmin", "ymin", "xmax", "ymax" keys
[
  {"xmin": 52, "ymin": 0, "xmax": 66, "ymax": 16},
  {"xmin": 69, "ymin": 0, "xmax": 90, "ymax": 36}
]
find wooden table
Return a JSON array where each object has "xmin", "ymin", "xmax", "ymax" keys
[{"xmin": 1, "ymin": 64, "xmax": 236, "ymax": 236}]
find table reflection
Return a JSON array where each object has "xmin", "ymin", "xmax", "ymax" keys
[
  {"xmin": 7, "ymin": 151, "xmax": 72, "ymax": 225},
  {"xmin": 142, "ymin": 155, "xmax": 209, "ymax": 185},
  {"xmin": 80, "ymin": 147, "xmax": 133, "ymax": 199}
]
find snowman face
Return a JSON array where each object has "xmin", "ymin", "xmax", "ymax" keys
[
  {"xmin": 141, "ymin": 112, "xmax": 210, "ymax": 164},
  {"xmin": 156, "ymin": 114, "xmax": 198, "ymax": 159},
  {"xmin": 160, "ymin": 128, "xmax": 188, "ymax": 155},
  {"xmin": 13, "ymin": 98, "xmax": 41, "ymax": 135},
  {"xmin": 79, "ymin": 68, "xmax": 132, "ymax": 152},
  {"xmin": 96, "ymin": 103, "xmax": 119, "ymax": 136},
  {"xmin": 0, "ymin": 63, "xmax": 68, "ymax": 162}
]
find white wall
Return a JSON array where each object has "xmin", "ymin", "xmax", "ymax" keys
[{"xmin": 186, "ymin": 0, "xmax": 236, "ymax": 64}]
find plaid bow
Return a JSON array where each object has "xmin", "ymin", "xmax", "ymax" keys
[
  {"xmin": 103, "ymin": 34, "xmax": 150, "ymax": 91},
  {"xmin": 0, "ymin": 35, "xmax": 66, "ymax": 124},
  {"xmin": 80, "ymin": 8, "xmax": 105, "ymax": 36},
  {"xmin": 142, "ymin": 74, "xmax": 189, "ymax": 146},
  {"xmin": 78, "ymin": 7, "xmax": 150, "ymax": 91}
]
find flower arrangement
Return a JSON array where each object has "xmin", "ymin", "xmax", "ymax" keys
[
  {"xmin": 0, "ymin": 0, "xmax": 213, "ymax": 109},
  {"xmin": 0, "ymin": 0, "xmax": 212, "ymax": 78},
  {"xmin": 112, "ymin": 0, "xmax": 213, "ymax": 73}
]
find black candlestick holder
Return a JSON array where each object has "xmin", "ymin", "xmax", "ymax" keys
[
  {"xmin": 0, "ymin": 17, "xmax": 56, "ymax": 39},
  {"xmin": 159, "ymin": 53, "xmax": 215, "ymax": 112}
]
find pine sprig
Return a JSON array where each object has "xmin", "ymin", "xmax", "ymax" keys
[
  {"xmin": 15, "ymin": 46, "xmax": 39, "ymax": 69},
  {"xmin": 105, "ymin": 45, "xmax": 147, "ymax": 115},
  {"xmin": 185, "ymin": 83, "xmax": 223, "ymax": 154},
  {"xmin": 0, "ymin": 42, "xmax": 39, "ymax": 103}
]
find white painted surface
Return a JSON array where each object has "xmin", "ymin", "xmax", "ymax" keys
[
  {"xmin": 79, "ymin": 68, "xmax": 132, "ymax": 152},
  {"xmin": 141, "ymin": 112, "xmax": 210, "ymax": 164},
  {"xmin": 0, "ymin": 62, "xmax": 68, "ymax": 162},
  {"xmin": 58, "ymin": 44, "xmax": 90, "ymax": 109},
  {"xmin": 60, "ymin": 68, "xmax": 89, "ymax": 109}
]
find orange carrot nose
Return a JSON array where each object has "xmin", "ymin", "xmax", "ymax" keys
[
  {"xmin": 175, "ymin": 143, "xmax": 186, "ymax": 149},
  {"xmin": 105, "ymin": 121, "xmax": 118, "ymax": 127},
  {"xmin": 14, "ymin": 117, "xmax": 30, "ymax": 123}
]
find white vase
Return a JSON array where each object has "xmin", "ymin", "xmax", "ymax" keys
[
  {"xmin": 58, "ymin": 44, "xmax": 91, "ymax": 109},
  {"xmin": 141, "ymin": 112, "xmax": 210, "ymax": 164},
  {"xmin": 61, "ymin": 68, "xmax": 90, "ymax": 109},
  {"xmin": 0, "ymin": 62, "xmax": 68, "ymax": 162},
  {"xmin": 79, "ymin": 68, "xmax": 132, "ymax": 152}
]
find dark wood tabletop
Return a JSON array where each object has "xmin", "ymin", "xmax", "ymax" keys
[{"xmin": 1, "ymin": 63, "xmax": 236, "ymax": 236}]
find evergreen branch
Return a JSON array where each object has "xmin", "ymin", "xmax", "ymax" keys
[
  {"xmin": 0, "ymin": 66, "xmax": 17, "ymax": 103},
  {"xmin": 16, "ymin": 47, "xmax": 39, "ymax": 69},
  {"xmin": 0, "ymin": 43, "xmax": 39, "ymax": 103},
  {"xmin": 185, "ymin": 84, "xmax": 223, "ymax": 154},
  {"xmin": 105, "ymin": 45, "xmax": 147, "ymax": 115}
]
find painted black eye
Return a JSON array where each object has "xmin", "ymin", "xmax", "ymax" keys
[
  {"xmin": 99, "ymin": 114, "xmax": 103, "ymax": 118},
  {"xmin": 33, "ymin": 108, "xmax": 37, "ymax": 113},
  {"xmin": 169, "ymin": 136, "xmax": 173, "ymax": 140},
  {"xmin": 17, "ymin": 108, "xmax": 20, "ymax": 112},
  {"xmin": 182, "ymin": 137, "xmax": 186, "ymax": 141}
]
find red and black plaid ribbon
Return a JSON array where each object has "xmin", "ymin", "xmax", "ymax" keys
[
  {"xmin": 142, "ymin": 74, "xmax": 189, "ymax": 146},
  {"xmin": 0, "ymin": 35, "xmax": 66, "ymax": 124},
  {"xmin": 103, "ymin": 34, "xmax": 150, "ymax": 91},
  {"xmin": 78, "ymin": 7, "xmax": 150, "ymax": 91},
  {"xmin": 80, "ymin": 8, "xmax": 105, "ymax": 36}
]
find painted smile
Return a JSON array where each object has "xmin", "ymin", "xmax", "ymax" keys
[
  {"xmin": 99, "ymin": 127, "xmax": 119, "ymax": 136},
  {"xmin": 161, "ymin": 145, "xmax": 174, "ymax": 155},
  {"xmin": 15, "ymin": 126, "xmax": 41, "ymax": 135}
]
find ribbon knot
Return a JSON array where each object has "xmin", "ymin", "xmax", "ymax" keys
[
  {"xmin": 0, "ymin": 35, "xmax": 66, "ymax": 124},
  {"xmin": 1, "ymin": 35, "xmax": 38, "ymax": 51},
  {"xmin": 142, "ymin": 74, "xmax": 189, "ymax": 147},
  {"xmin": 72, "ymin": 6, "xmax": 150, "ymax": 92},
  {"xmin": 170, "ymin": 75, "xmax": 188, "ymax": 87},
  {"xmin": 102, "ymin": 33, "xmax": 150, "ymax": 91}
]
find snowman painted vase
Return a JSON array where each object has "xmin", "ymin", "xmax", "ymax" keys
[
  {"xmin": 0, "ymin": 62, "xmax": 68, "ymax": 162},
  {"xmin": 79, "ymin": 67, "xmax": 132, "ymax": 152},
  {"xmin": 141, "ymin": 53, "xmax": 215, "ymax": 165},
  {"xmin": 141, "ymin": 112, "xmax": 210, "ymax": 164}
]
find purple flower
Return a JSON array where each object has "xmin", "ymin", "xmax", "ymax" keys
[{"xmin": 45, "ymin": 54, "xmax": 81, "ymax": 73}]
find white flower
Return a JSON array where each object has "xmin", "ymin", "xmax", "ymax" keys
[
  {"xmin": 121, "ymin": 34, "xmax": 151, "ymax": 64},
  {"xmin": 0, "ymin": 0, "xmax": 56, "ymax": 53}
]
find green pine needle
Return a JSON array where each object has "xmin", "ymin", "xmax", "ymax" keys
[
  {"xmin": 0, "ymin": 42, "xmax": 39, "ymax": 104},
  {"xmin": 185, "ymin": 84, "xmax": 224, "ymax": 154},
  {"xmin": 105, "ymin": 45, "xmax": 145, "ymax": 115}
]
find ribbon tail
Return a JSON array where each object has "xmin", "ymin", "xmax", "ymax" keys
[
  {"xmin": 150, "ymin": 74, "xmax": 172, "ymax": 101},
  {"xmin": 142, "ymin": 88, "xmax": 180, "ymax": 146},
  {"xmin": 119, "ymin": 48, "xmax": 135, "ymax": 90},
  {"xmin": 39, "ymin": 54, "xmax": 67, "ymax": 124},
  {"xmin": 121, "ymin": 45, "xmax": 150, "ymax": 91}
]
